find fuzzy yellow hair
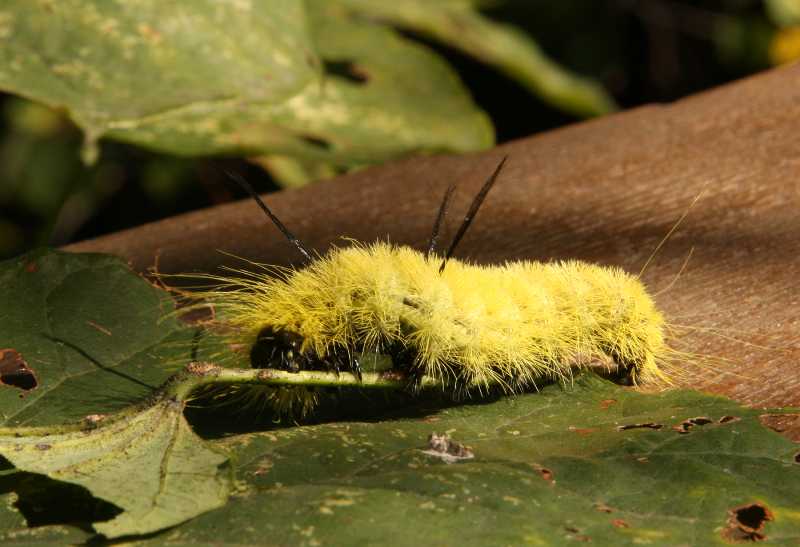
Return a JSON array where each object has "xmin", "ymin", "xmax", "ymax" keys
[{"xmin": 200, "ymin": 241, "xmax": 668, "ymax": 414}]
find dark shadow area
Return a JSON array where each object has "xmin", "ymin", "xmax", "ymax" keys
[
  {"xmin": 185, "ymin": 371, "xmax": 639, "ymax": 439},
  {"xmin": 185, "ymin": 385, "xmax": 481, "ymax": 439},
  {"xmin": 323, "ymin": 59, "xmax": 370, "ymax": 84},
  {"xmin": 0, "ymin": 471, "xmax": 122, "ymax": 531}
]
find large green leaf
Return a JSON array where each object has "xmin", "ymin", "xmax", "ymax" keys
[
  {"xmin": 0, "ymin": 0, "xmax": 316, "ymax": 161},
  {"xmin": 0, "ymin": 399, "xmax": 231, "ymax": 539},
  {"xmin": 767, "ymin": 0, "xmax": 800, "ymax": 26},
  {"xmin": 0, "ymin": 249, "xmax": 189, "ymax": 426},
  {"xmin": 337, "ymin": 0, "xmax": 617, "ymax": 118},
  {"xmin": 133, "ymin": 376, "xmax": 798, "ymax": 545},
  {"xmin": 0, "ymin": 249, "xmax": 229, "ymax": 539},
  {"xmin": 0, "ymin": 1, "xmax": 492, "ymax": 165}
]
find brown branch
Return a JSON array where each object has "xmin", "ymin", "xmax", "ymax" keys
[{"xmin": 66, "ymin": 64, "xmax": 800, "ymax": 408}]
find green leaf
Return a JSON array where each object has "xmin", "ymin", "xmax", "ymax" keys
[
  {"xmin": 1, "ymin": 251, "xmax": 797, "ymax": 543},
  {"xmin": 0, "ymin": 0, "xmax": 316, "ymax": 162},
  {"xmin": 0, "ymin": 1, "xmax": 492, "ymax": 166},
  {"xmin": 0, "ymin": 249, "xmax": 189, "ymax": 427},
  {"xmin": 0, "ymin": 249, "xmax": 229, "ymax": 539},
  {"xmin": 766, "ymin": 0, "xmax": 800, "ymax": 26},
  {"xmin": 336, "ymin": 0, "xmax": 618, "ymax": 117},
  {"xmin": 0, "ymin": 398, "xmax": 231, "ymax": 539},
  {"xmin": 142, "ymin": 376, "xmax": 800, "ymax": 545}
]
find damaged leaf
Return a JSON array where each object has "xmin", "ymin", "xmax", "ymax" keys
[
  {"xmin": 0, "ymin": 0, "xmax": 492, "ymax": 168},
  {"xmin": 132, "ymin": 376, "xmax": 800, "ymax": 545},
  {"xmin": 0, "ymin": 397, "xmax": 231, "ymax": 538},
  {"xmin": 0, "ymin": 251, "xmax": 798, "ymax": 543},
  {"xmin": 0, "ymin": 249, "xmax": 232, "ymax": 540},
  {"xmin": 0, "ymin": 349, "xmax": 37, "ymax": 391},
  {"xmin": 336, "ymin": 0, "xmax": 617, "ymax": 117},
  {"xmin": 0, "ymin": 249, "xmax": 191, "ymax": 427}
]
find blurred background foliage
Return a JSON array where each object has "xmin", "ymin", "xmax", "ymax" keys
[{"xmin": 0, "ymin": 0, "xmax": 798, "ymax": 260}]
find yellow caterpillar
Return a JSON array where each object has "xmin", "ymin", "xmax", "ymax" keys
[{"xmin": 196, "ymin": 158, "xmax": 669, "ymax": 415}]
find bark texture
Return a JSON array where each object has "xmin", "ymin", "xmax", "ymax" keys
[{"xmin": 66, "ymin": 64, "xmax": 800, "ymax": 408}]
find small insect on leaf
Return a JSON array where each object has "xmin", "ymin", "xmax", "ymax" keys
[{"xmin": 421, "ymin": 432, "xmax": 474, "ymax": 464}]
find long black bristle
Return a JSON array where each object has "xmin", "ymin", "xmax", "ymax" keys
[
  {"xmin": 226, "ymin": 171, "xmax": 314, "ymax": 264},
  {"xmin": 426, "ymin": 184, "xmax": 456, "ymax": 259},
  {"xmin": 439, "ymin": 156, "xmax": 508, "ymax": 273}
]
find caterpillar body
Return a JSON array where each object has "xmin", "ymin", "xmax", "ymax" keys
[{"xmin": 199, "ymin": 159, "xmax": 669, "ymax": 415}]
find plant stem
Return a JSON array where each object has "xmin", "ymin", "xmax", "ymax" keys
[{"xmin": 166, "ymin": 362, "xmax": 439, "ymax": 402}]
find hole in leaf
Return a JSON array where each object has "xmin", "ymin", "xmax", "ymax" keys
[
  {"xmin": 0, "ymin": 349, "xmax": 38, "ymax": 391},
  {"xmin": 299, "ymin": 134, "xmax": 332, "ymax": 150},
  {"xmin": 719, "ymin": 415, "xmax": 740, "ymax": 424},
  {"xmin": 794, "ymin": 452, "xmax": 800, "ymax": 464},
  {"xmin": 673, "ymin": 416, "xmax": 713, "ymax": 434},
  {"xmin": 532, "ymin": 464, "xmax": 554, "ymax": 483},
  {"xmin": 323, "ymin": 59, "xmax": 369, "ymax": 84},
  {"xmin": 722, "ymin": 503, "xmax": 773, "ymax": 542},
  {"xmin": 617, "ymin": 423, "xmax": 662, "ymax": 431},
  {"xmin": 0, "ymin": 471, "xmax": 122, "ymax": 529}
]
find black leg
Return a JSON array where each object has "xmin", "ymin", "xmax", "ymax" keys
[{"xmin": 351, "ymin": 355, "xmax": 363, "ymax": 382}]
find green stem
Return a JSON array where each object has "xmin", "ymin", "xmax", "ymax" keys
[{"xmin": 166, "ymin": 362, "xmax": 439, "ymax": 402}]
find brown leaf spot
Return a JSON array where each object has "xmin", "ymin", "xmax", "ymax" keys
[
  {"xmin": 599, "ymin": 399, "xmax": 617, "ymax": 409},
  {"xmin": 758, "ymin": 413, "xmax": 800, "ymax": 442},
  {"xmin": 611, "ymin": 519, "xmax": 629, "ymax": 528},
  {"xmin": 35, "ymin": 443, "xmax": 51, "ymax": 451},
  {"xmin": 719, "ymin": 415, "xmax": 740, "ymax": 424},
  {"xmin": 617, "ymin": 423, "xmax": 662, "ymax": 431},
  {"xmin": 569, "ymin": 426, "xmax": 596, "ymax": 436},
  {"xmin": 0, "ymin": 349, "xmax": 38, "ymax": 391},
  {"xmin": 82, "ymin": 414, "xmax": 107, "ymax": 430},
  {"xmin": 86, "ymin": 320, "xmax": 112, "ymax": 336},
  {"xmin": 24, "ymin": 261, "xmax": 37, "ymax": 273},
  {"xmin": 594, "ymin": 502, "xmax": 614, "ymax": 513},
  {"xmin": 721, "ymin": 503, "xmax": 773, "ymax": 542},
  {"xmin": 564, "ymin": 527, "xmax": 591, "ymax": 542},
  {"xmin": 794, "ymin": 452, "xmax": 800, "ymax": 464},
  {"xmin": 532, "ymin": 464, "xmax": 555, "ymax": 484}
]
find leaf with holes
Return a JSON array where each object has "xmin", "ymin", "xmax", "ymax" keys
[
  {"xmin": 0, "ymin": 397, "xmax": 231, "ymax": 539},
  {"xmin": 132, "ymin": 376, "xmax": 800, "ymax": 545},
  {"xmin": 0, "ymin": 249, "xmax": 231, "ymax": 540},
  {"xmin": 1, "ymin": 252, "xmax": 798, "ymax": 543},
  {"xmin": 0, "ymin": 249, "xmax": 190, "ymax": 427},
  {"xmin": 335, "ymin": 0, "xmax": 618, "ymax": 117},
  {"xmin": 0, "ymin": 0, "xmax": 492, "ymax": 168}
]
